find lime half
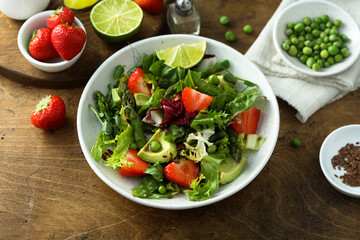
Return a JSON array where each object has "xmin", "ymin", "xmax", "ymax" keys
[
  {"xmin": 155, "ymin": 41, "xmax": 206, "ymax": 69},
  {"xmin": 64, "ymin": 0, "xmax": 99, "ymax": 10},
  {"xmin": 90, "ymin": 0, "xmax": 143, "ymax": 43}
]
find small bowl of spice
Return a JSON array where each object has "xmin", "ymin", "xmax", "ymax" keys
[{"xmin": 319, "ymin": 124, "xmax": 360, "ymax": 198}]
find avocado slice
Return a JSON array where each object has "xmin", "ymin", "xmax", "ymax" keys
[
  {"xmin": 138, "ymin": 129, "xmax": 177, "ymax": 163},
  {"xmin": 219, "ymin": 156, "xmax": 247, "ymax": 184},
  {"xmin": 111, "ymin": 88, "xmax": 121, "ymax": 105}
]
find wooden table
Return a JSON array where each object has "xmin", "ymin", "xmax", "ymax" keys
[{"xmin": 1, "ymin": 0, "xmax": 360, "ymax": 239}]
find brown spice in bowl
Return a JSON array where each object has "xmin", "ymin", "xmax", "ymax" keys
[{"xmin": 331, "ymin": 143, "xmax": 360, "ymax": 187}]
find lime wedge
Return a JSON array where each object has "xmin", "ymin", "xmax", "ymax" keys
[
  {"xmin": 155, "ymin": 41, "xmax": 206, "ymax": 69},
  {"xmin": 90, "ymin": 0, "xmax": 143, "ymax": 43},
  {"xmin": 64, "ymin": 0, "xmax": 99, "ymax": 10}
]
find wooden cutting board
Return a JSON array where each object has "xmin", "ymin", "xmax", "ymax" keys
[{"xmin": 0, "ymin": 0, "xmax": 165, "ymax": 89}]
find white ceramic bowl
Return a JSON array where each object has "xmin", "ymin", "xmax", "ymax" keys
[
  {"xmin": 319, "ymin": 125, "xmax": 360, "ymax": 198},
  {"xmin": 273, "ymin": 0, "xmax": 360, "ymax": 77},
  {"xmin": 17, "ymin": 10, "xmax": 86, "ymax": 73},
  {"xmin": 77, "ymin": 35, "xmax": 280, "ymax": 210},
  {"xmin": 0, "ymin": 0, "xmax": 50, "ymax": 20}
]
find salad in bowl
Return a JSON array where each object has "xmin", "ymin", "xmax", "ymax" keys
[{"xmin": 77, "ymin": 35, "xmax": 279, "ymax": 209}]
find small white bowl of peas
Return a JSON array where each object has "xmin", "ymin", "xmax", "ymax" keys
[{"xmin": 273, "ymin": 0, "xmax": 360, "ymax": 77}]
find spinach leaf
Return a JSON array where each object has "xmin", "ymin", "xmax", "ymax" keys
[
  {"xmin": 144, "ymin": 163, "xmax": 164, "ymax": 181},
  {"xmin": 225, "ymin": 88, "xmax": 261, "ymax": 121}
]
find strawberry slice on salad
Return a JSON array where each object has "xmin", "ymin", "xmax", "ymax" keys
[
  {"xmin": 231, "ymin": 107, "xmax": 261, "ymax": 137},
  {"xmin": 128, "ymin": 68, "xmax": 152, "ymax": 97},
  {"xmin": 181, "ymin": 87, "xmax": 214, "ymax": 113},
  {"xmin": 119, "ymin": 149, "xmax": 149, "ymax": 177},
  {"xmin": 164, "ymin": 158, "xmax": 200, "ymax": 188}
]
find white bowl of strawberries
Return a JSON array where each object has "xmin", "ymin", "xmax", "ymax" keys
[{"xmin": 17, "ymin": 7, "xmax": 86, "ymax": 73}]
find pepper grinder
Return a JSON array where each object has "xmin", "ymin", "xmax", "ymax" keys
[{"xmin": 167, "ymin": 0, "xmax": 200, "ymax": 35}]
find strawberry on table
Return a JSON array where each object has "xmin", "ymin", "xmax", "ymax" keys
[
  {"xmin": 134, "ymin": 0, "xmax": 163, "ymax": 14},
  {"xmin": 127, "ymin": 68, "xmax": 152, "ymax": 97},
  {"xmin": 231, "ymin": 106, "xmax": 261, "ymax": 137},
  {"xmin": 46, "ymin": 6, "xmax": 74, "ymax": 30},
  {"xmin": 51, "ymin": 23, "xmax": 86, "ymax": 61},
  {"xmin": 31, "ymin": 95, "xmax": 66, "ymax": 130},
  {"xmin": 181, "ymin": 87, "xmax": 214, "ymax": 113},
  {"xmin": 29, "ymin": 28, "xmax": 59, "ymax": 61},
  {"xmin": 164, "ymin": 158, "xmax": 200, "ymax": 188},
  {"xmin": 120, "ymin": 149, "xmax": 149, "ymax": 177}
]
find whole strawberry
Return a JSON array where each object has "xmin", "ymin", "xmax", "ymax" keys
[
  {"xmin": 31, "ymin": 95, "xmax": 66, "ymax": 130},
  {"xmin": 135, "ymin": 0, "xmax": 163, "ymax": 14},
  {"xmin": 51, "ymin": 24, "xmax": 86, "ymax": 60},
  {"xmin": 29, "ymin": 28, "xmax": 59, "ymax": 61},
  {"xmin": 46, "ymin": 6, "xmax": 74, "ymax": 30}
]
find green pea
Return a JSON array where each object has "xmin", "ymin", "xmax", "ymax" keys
[
  {"xmin": 312, "ymin": 29, "xmax": 320, "ymax": 38},
  {"xmin": 312, "ymin": 62, "xmax": 321, "ymax": 71},
  {"xmin": 225, "ymin": 31, "xmax": 236, "ymax": 42},
  {"xmin": 294, "ymin": 23, "xmax": 304, "ymax": 33},
  {"xmin": 302, "ymin": 46, "xmax": 313, "ymax": 55},
  {"xmin": 296, "ymin": 52, "xmax": 303, "ymax": 58},
  {"xmin": 314, "ymin": 55, "xmax": 320, "ymax": 61},
  {"xmin": 305, "ymin": 33, "xmax": 313, "ymax": 41},
  {"xmin": 158, "ymin": 185, "xmax": 167, "ymax": 194},
  {"xmin": 304, "ymin": 26, "xmax": 312, "ymax": 33},
  {"xmin": 320, "ymin": 43, "xmax": 327, "ymax": 50},
  {"xmin": 129, "ymin": 142, "xmax": 138, "ymax": 149},
  {"xmin": 207, "ymin": 144, "xmax": 217, "ymax": 153},
  {"xmin": 327, "ymin": 56, "xmax": 335, "ymax": 65},
  {"xmin": 291, "ymin": 37, "xmax": 299, "ymax": 45},
  {"xmin": 333, "ymin": 41, "xmax": 342, "ymax": 48},
  {"xmin": 243, "ymin": 25, "xmax": 253, "ymax": 34},
  {"xmin": 334, "ymin": 54, "xmax": 343, "ymax": 62},
  {"xmin": 299, "ymin": 55, "xmax": 308, "ymax": 63},
  {"xmin": 320, "ymin": 32, "xmax": 327, "ymax": 38},
  {"xmin": 321, "ymin": 14, "xmax": 329, "ymax": 23},
  {"xmin": 315, "ymin": 37, "xmax": 323, "ymax": 45},
  {"xmin": 303, "ymin": 17, "xmax": 312, "ymax": 26},
  {"xmin": 334, "ymin": 19, "xmax": 342, "ymax": 27},
  {"xmin": 288, "ymin": 22, "xmax": 295, "ymax": 29},
  {"xmin": 319, "ymin": 23, "xmax": 326, "ymax": 31},
  {"xmin": 326, "ymin": 22, "xmax": 333, "ymax": 28},
  {"xmin": 317, "ymin": 59, "xmax": 323, "ymax": 68},
  {"xmin": 330, "ymin": 28, "xmax": 338, "ymax": 35},
  {"xmin": 289, "ymin": 34, "xmax": 297, "ymax": 40},
  {"xmin": 329, "ymin": 34, "xmax": 338, "ymax": 42},
  {"xmin": 208, "ymin": 74, "xmax": 220, "ymax": 85},
  {"xmin": 341, "ymin": 34, "xmax": 349, "ymax": 42},
  {"xmin": 310, "ymin": 22, "xmax": 319, "ymax": 30},
  {"xmin": 297, "ymin": 41, "xmax": 304, "ymax": 50},
  {"xmin": 341, "ymin": 48, "xmax": 349, "ymax": 57},
  {"xmin": 328, "ymin": 45, "xmax": 339, "ymax": 55},
  {"xmin": 314, "ymin": 17, "xmax": 321, "ymax": 24},
  {"xmin": 150, "ymin": 141, "xmax": 162, "ymax": 152},
  {"xmin": 286, "ymin": 29, "xmax": 293, "ymax": 36},
  {"xmin": 298, "ymin": 36, "xmax": 305, "ymax": 42},
  {"xmin": 288, "ymin": 45, "xmax": 298, "ymax": 56},
  {"xmin": 284, "ymin": 39, "xmax": 291, "ymax": 45},
  {"xmin": 304, "ymin": 40, "xmax": 313, "ymax": 48},
  {"xmin": 320, "ymin": 49, "xmax": 329, "ymax": 59},
  {"xmin": 306, "ymin": 57, "xmax": 315, "ymax": 68},
  {"xmin": 282, "ymin": 42, "xmax": 290, "ymax": 51},
  {"xmin": 324, "ymin": 61, "xmax": 330, "ymax": 68},
  {"xmin": 291, "ymin": 138, "xmax": 302, "ymax": 148},
  {"xmin": 219, "ymin": 16, "xmax": 229, "ymax": 25},
  {"xmin": 313, "ymin": 44, "xmax": 320, "ymax": 51},
  {"xmin": 323, "ymin": 36, "xmax": 329, "ymax": 43}
]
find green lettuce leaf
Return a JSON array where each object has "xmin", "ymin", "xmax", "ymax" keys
[
  {"xmin": 138, "ymin": 89, "xmax": 164, "ymax": 115},
  {"xmin": 132, "ymin": 175, "xmax": 179, "ymax": 199},
  {"xmin": 144, "ymin": 162, "xmax": 164, "ymax": 181},
  {"xmin": 190, "ymin": 110, "xmax": 228, "ymax": 132},
  {"xmin": 90, "ymin": 131, "xmax": 112, "ymax": 162},
  {"xmin": 104, "ymin": 125, "xmax": 134, "ymax": 169},
  {"xmin": 225, "ymin": 88, "xmax": 261, "ymax": 121}
]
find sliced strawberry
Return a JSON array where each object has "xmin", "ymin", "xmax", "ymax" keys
[
  {"xmin": 164, "ymin": 158, "xmax": 200, "ymax": 188},
  {"xmin": 181, "ymin": 87, "xmax": 214, "ymax": 113},
  {"xmin": 231, "ymin": 107, "xmax": 261, "ymax": 137},
  {"xmin": 120, "ymin": 149, "xmax": 149, "ymax": 177},
  {"xmin": 172, "ymin": 92, "xmax": 182, "ymax": 101},
  {"xmin": 128, "ymin": 68, "xmax": 152, "ymax": 97}
]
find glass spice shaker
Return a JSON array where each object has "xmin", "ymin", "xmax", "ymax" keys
[{"xmin": 167, "ymin": 0, "xmax": 200, "ymax": 35}]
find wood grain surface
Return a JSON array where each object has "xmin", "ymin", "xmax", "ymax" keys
[
  {"xmin": 0, "ymin": 0, "xmax": 165, "ymax": 89},
  {"xmin": 1, "ymin": 0, "xmax": 360, "ymax": 239}
]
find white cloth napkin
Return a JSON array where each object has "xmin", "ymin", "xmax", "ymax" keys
[{"xmin": 245, "ymin": 0, "xmax": 360, "ymax": 123}]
